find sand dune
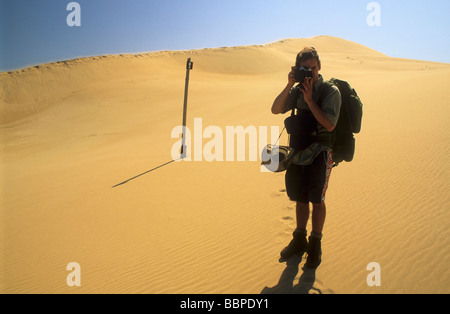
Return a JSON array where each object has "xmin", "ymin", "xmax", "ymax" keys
[{"xmin": 1, "ymin": 36, "xmax": 449, "ymax": 294}]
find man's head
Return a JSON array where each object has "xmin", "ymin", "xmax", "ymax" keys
[{"xmin": 296, "ymin": 47, "xmax": 321, "ymax": 83}]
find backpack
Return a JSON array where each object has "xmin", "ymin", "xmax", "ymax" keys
[{"xmin": 322, "ymin": 78, "xmax": 363, "ymax": 167}]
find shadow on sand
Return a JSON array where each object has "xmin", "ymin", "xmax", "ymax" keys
[
  {"xmin": 261, "ymin": 255, "xmax": 322, "ymax": 294},
  {"xmin": 112, "ymin": 159, "xmax": 179, "ymax": 188}
]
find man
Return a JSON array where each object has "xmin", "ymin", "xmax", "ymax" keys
[{"xmin": 271, "ymin": 47, "xmax": 341, "ymax": 268}]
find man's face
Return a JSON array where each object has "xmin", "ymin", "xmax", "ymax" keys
[{"xmin": 299, "ymin": 58, "xmax": 321, "ymax": 84}]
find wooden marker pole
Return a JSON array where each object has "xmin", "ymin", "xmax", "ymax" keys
[{"xmin": 180, "ymin": 58, "xmax": 193, "ymax": 158}]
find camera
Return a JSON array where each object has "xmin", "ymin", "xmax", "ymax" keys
[{"xmin": 294, "ymin": 67, "xmax": 313, "ymax": 83}]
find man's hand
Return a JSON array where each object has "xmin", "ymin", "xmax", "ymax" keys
[
  {"xmin": 288, "ymin": 66, "xmax": 297, "ymax": 88},
  {"xmin": 299, "ymin": 77, "xmax": 336, "ymax": 132},
  {"xmin": 272, "ymin": 66, "xmax": 297, "ymax": 115},
  {"xmin": 299, "ymin": 77, "xmax": 314, "ymax": 105}
]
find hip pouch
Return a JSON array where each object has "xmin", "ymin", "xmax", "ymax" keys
[{"xmin": 284, "ymin": 111, "xmax": 318, "ymax": 150}]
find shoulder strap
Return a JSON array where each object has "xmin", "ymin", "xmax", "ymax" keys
[
  {"xmin": 318, "ymin": 81, "xmax": 335, "ymax": 107},
  {"xmin": 315, "ymin": 81, "xmax": 336, "ymax": 149},
  {"xmin": 290, "ymin": 85, "xmax": 301, "ymax": 116}
]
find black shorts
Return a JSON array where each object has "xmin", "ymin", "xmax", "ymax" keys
[{"xmin": 285, "ymin": 151, "xmax": 333, "ymax": 204}]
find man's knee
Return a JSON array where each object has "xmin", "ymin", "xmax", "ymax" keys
[{"xmin": 312, "ymin": 202, "xmax": 326, "ymax": 209}]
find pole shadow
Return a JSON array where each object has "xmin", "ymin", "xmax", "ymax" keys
[
  {"xmin": 112, "ymin": 159, "xmax": 180, "ymax": 188},
  {"xmin": 261, "ymin": 255, "xmax": 321, "ymax": 294}
]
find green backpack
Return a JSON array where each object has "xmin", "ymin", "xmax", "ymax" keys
[{"xmin": 320, "ymin": 78, "xmax": 363, "ymax": 167}]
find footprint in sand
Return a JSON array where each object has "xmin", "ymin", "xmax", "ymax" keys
[
  {"xmin": 285, "ymin": 204, "xmax": 295, "ymax": 211},
  {"xmin": 270, "ymin": 189, "xmax": 286, "ymax": 198},
  {"xmin": 280, "ymin": 216, "xmax": 294, "ymax": 225},
  {"xmin": 270, "ymin": 189, "xmax": 286, "ymax": 197}
]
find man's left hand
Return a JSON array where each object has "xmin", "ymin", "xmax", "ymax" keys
[{"xmin": 299, "ymin": 77, "xmax": 314, "ymax": 105}]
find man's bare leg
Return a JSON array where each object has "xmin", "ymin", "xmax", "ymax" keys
[
  {"xmin": 311, "ymin": 202, "xmax": 326, "ymax": 235},
  {"xmin": 296, "ymin": 201, "xmax": 310, "ymax": 230}
]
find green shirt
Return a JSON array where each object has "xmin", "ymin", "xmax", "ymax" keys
[{"xmin": 282, "ymin": 75, "xmax": 342, "ymax": 165}]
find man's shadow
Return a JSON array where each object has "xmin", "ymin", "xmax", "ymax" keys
[{"xmin": 261, "ymin": 255, "xmax": 322, "ymax": 294}]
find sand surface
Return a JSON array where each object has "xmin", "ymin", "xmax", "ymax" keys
[{"xmin": 1, "ymin": 36, "xmax": 449, "ymax": 294}]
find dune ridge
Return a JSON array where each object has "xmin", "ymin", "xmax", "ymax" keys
[
  {"xmin": 1, "ymin": 36, "xmax": 449, "ymax": 294},
  {"xmin": 0, "ymin": 36, "xmax": 389, "ymax": 124}
]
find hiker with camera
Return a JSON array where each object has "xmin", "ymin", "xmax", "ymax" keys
[{"xmin": 271, "ymin": 47, "xmax": 342, "ymax": 268}]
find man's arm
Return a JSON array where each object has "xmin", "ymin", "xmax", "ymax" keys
[{"xmin": 271, "ymin": 67, "xmax": 296, "ymax": 115}]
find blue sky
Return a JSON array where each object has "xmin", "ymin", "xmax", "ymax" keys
[{"xmin": 1, "ymin": 0, "xmax": 449, "ymax": 71}]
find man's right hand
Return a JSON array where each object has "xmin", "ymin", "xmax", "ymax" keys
[
  {"xmin": 272, "ymin": 66, "xmax": 297, "ymax": 115},
  {"xmin": 288, "ymin": 66, "xmax": 297, "ymax": 87}
]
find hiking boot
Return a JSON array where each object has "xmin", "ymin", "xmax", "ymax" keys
[
  {"xmin": 279, "ymin": 229, "xmax": 308, "ymax": 262},
  {"xmin": 305, "ymin": 234, "xmax": 322, "ymax": 268}
]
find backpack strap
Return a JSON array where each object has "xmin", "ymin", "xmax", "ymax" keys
[
  {"xmin": 290, "ymin": 85, "xmax": 302, "ymax": 116},
  {"xmin": 315, "ymin": 81, "xmax": 335, "ymax": 149},
  {"xmin": 318, "ymin": 81, "xmax": 335, "ymax": 105}
]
